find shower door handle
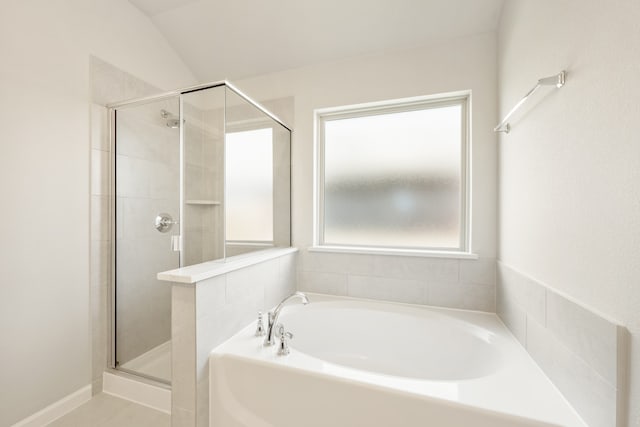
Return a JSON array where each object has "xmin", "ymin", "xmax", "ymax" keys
[{"xmin": 171, "ymin": 235, "xmax": 182, "ymax": 252}]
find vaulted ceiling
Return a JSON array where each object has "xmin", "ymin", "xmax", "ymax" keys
[{"xmin": 128, "ymin": 0, "xmax": 504, "ymax": 82}]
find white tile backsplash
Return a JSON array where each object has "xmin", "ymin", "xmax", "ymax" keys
[
  {"xmin": 546, "ymin": 290, "xmax": 619, "ymax": 386},
  {"xmin": 459, "ymin": 258, "xmax": 496, "ymax": 286},
  {"xmin": 370, "ymin": 255, "xmax": 460, "ymax": 282},
  {"xmin": 298, "ymin": 270, "xmax": 348, "ymax": 296},
  {"xmin": 347, "ymin": 275, "xmax": 393, "ymax": 301},
  {"xmin": 298, "ymin": 250, "xmax": 495, "ymax": 312},
  {"xmin": 496, "ymin": 288, "xmax": 527, "ymax": 344},
  {"xmin": 497, "ymin": 261, "xmax": 625, "ymax": 427},
  {"xmin": 497, "ymin": 263, "xmax": 546, "ymax": 325},
  {"xmin": 427, "ymin": 282, "xmax": 495, "ymax": 312},
  {"xmin": 299, "ymin": 251, "xmax": 374, "ymax": 276},
  {"xmin": 347, "ymin": 275, "xmax": 425, "ymax": 304},
  {"xmin": 526, "ymin": 318, "xmax": 618, "ymax": 427}
]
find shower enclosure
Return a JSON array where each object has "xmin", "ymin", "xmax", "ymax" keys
[{"xmin": 108, "ymin": 82, "xmax": 291, "ymax": 384}]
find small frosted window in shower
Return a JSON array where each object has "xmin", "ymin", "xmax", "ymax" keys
[
  {"xmin": 225, "ymin": 128, "xmax": 273, "ymax": 242},
  {"xmin": 318, "ymin": 96, "xmax": 468, "ymax": 251}
]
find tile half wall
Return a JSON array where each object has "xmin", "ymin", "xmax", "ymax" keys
[{"xmin": 497, "ymin": 262, "xmax": 628, "ymax": 427}]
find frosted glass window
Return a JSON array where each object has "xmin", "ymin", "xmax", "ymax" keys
[
  {"xmin": 226, "ymin": 128, "xmax": 273, "ymax": 241},
  {"xmin": 319, "ymin": 97, "xmax": 467, "ymax": 250}
]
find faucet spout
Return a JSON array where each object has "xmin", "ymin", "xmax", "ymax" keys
[{"xmin": 264, "ymin": 292, "xmax": 309, "ymax": 346}]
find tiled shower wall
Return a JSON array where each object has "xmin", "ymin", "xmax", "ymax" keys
[
  {"xmin": 183, "ymin": 99, "xmax": 225, "ymax": 265},
  {"xmin": 115, "ymin": 98, "xmax": 181, "ymax": 365},
  {"xmin": 297, "ymin": 250, "xmax": 496, "ymax": 312}
]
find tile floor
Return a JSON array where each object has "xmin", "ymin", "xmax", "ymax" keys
[{"xmin": 47, "ymin": 393, "xmax": 169, "ymax": 427}]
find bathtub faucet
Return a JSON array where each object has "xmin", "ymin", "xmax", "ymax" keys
[{"xmin": 264, "ymin": 292, "xmax": 310, "ymax": 346}]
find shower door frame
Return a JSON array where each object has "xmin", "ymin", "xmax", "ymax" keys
[
  {"xmin": 107, "ymin": 92, "xmax": 183, "ymax": 384},
  {"xmin": 106, "ymin": 80, "xmax": 291, "ymax": 383}
]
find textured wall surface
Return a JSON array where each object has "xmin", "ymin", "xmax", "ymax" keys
[{"xmin": 497, "ymin": 1, "xmax": 640, "ymax": 425}]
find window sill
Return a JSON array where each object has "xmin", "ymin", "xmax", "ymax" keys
[{"xmin": 308, "ymin": 246, "xmax": 478, "ymax": 259}]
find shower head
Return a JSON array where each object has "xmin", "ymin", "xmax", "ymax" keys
[
  {"xmin": 160, "ymin": 109, "xmax": 183, "ymax": 129},
  {"xmin": 166, "ymin": 119, "xmax": 181, "ymax": 129}
]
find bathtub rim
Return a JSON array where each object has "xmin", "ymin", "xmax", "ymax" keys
[{"xmin": 210, "ymin": 293, "xmax": 588, "ymax": 427}]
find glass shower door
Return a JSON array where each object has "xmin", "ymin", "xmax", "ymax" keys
[{"xmin": 113, "ymin": 96, "xmax": 180, "ymax": 383}]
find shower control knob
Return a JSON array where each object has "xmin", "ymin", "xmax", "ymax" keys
[{"xmin": 155, "ymin": 213, "xmax": 178, "ymax": 233}]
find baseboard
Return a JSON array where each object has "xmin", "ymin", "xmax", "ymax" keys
[
  {"xmin": 103, "ymin": 371, "xmax": 171, "ymax": 414},
  {"xmin": 11, "ymin": 385, "xmax": 91, "ymax": 427}
]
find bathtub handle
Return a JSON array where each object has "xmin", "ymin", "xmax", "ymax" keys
[
  {"xmin": 255, "ymin": 312, "xmax": 266, "ymax": 337},
  {"xmin": 276, "ymin": 324, "xmax": 293, "ymax": 356},
  {"xmin": 276, "ymin": 324, "xmax": 293, "ymax": 339}
]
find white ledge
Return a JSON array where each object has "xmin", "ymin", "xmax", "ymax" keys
[
  {"xmin": 308, "ymin": 246, "xmax": 478, "ymax": 259},
  {"xmin": 157, "ymin": 247, "xmax": 298, "ymax": 284}
]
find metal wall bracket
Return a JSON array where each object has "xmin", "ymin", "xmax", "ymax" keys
[{"xmin": 495, "ymin": 71, "xmax": 566, "ymax": 134}]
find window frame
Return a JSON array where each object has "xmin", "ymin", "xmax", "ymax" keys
[{"xmin": 314, "ymin": 92, "xmax": 472, "ymax": 256}]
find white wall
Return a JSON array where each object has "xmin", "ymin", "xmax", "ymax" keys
[
  {"xmin": 498, "ymin": 1, "xmax": 640, "ymax": 425},
  {"xmin": 0, "ymin": 1, "xmax": 195, "ymax": 425},
  {"xmin": 235, "ymin": 32, "xmax": 498, "ymax": 309}
]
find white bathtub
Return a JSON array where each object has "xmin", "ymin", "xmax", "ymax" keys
[{"xmin": 210, "ymin": 294, "xmax": 586, "ymax": 427}]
